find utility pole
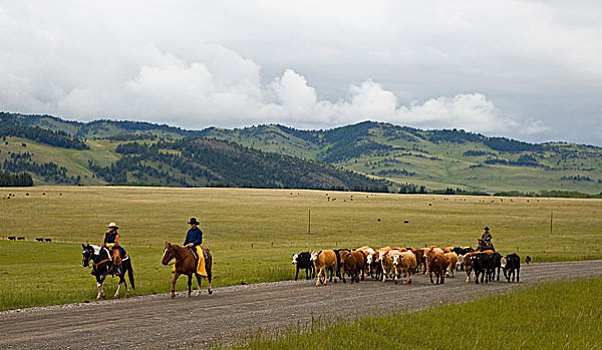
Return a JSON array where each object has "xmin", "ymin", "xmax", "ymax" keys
[
  {"xmin": 308, "ymin": 209, "xmax": 311, "ymax": 234},
  {"xmin": 550, "ymin": 211, "xmax": 553, "ymax": 234}
]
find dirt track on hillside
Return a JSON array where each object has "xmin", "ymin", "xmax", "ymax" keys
[{"xmin": 1, "ymin": 260, "xmax": 601, "ymax": 349}]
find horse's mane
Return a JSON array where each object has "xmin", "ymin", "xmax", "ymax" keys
[{"xmin": 89, "ymin": 245, "xmax": 102, "ymax": 255}]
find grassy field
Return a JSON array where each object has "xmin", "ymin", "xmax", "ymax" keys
[
  {"xmin": 0, "ymin": 186, "xmax": 601, "ymax": 310},
  {"xmin": 224, "ymin": 277, "xmax": 602, "ymax": 349}
]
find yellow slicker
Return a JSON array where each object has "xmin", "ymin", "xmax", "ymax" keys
[{"xmin": 172, "ymin": 246, "xmax": 207, "ymax": 276}]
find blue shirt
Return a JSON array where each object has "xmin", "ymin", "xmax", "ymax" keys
[{"xmin": 184, "ymin": 227, "xmax": 203, "ymax": 246}]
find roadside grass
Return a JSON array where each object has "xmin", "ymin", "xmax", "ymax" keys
[
  {"xmin": 0, "ymin": 186, "xmax": 601, "ymax": 310},
  {"xmin": 223, "ymin": 278, "xmax": 602, "ymax": 349}
]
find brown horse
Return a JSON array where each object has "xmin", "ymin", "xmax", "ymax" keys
[{"xmin": 161, "ymin": 242, "xmax": 213, "ymax": 298}]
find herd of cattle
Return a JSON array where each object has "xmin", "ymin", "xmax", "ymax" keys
[{"xmin": 292, "ymin": 246, "xmax": 521, "ymax": 287}]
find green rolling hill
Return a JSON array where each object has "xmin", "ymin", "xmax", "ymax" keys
[{"xmin": 1, "ymin": 112, "xmax": 601, "ymax": 194}]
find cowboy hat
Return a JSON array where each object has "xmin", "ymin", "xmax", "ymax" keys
[
  {"xmin": 188, "ymin": 218, "xmax": 200, "ymax": 225},
  {"xmin": 107, "ymin": 222, "xmax": 119, "ymax": 229},
  {"xmin": 484, "ymin": 226, "xmax": 490, "ymax": 231}
]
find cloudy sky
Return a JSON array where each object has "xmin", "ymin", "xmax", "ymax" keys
[{"xmin": 1, "ymin": 1, "xmax": 601, "ymax": 145}]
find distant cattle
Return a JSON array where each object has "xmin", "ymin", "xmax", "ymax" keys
[
  {"xmin": 501, "ymin": 253, "xmax": 521, "ymax": 283},
  {"xmin": 17, "ymin": 237, "xmax": 25, "ymax": 241},
  {"xmin": 45, "ymin": 238, "xmax": 52, "ymax": 242},
  {"xmin": 525, "ymin": 256, "xmax": 532, "ymax": 264},
  {"xmin": 310, "ymin": 250, "xmax": 338, "ymax": 286},
  {"xmin": 35, "ymin": 238, "xmax": 43, "ymax": 242},
  {"xmin": 8, "ymin": 236, "xmax": 16, "ymax": 241},
  {"xmin": 292, "ymin": 252, "xmax": 315, "ymax": 280}
]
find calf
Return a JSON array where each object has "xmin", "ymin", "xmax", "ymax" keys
[
  {"xmin": 356, "ymin": 246, "xmax": 375, "ymax": 280},
  {"xmin": 426, "ymin": 252, "xmax": 448, "ymax": 285},
  {"xmin": 292, "ymin": 252, "xmax": 315, "ymax": 280},
  {"xmin": 340, "ymin": 250, "xmax": 366, "ymax": 283},
  {"xmin": 444, "ymin": 252, "xmax": 458, "ymax": 277},
  {"xmin": 392, "ymin": 251, "xmax": 417, "ymax": 284},
  {"xmin": 310, "ymin": 250, "xmax": 337, "ymax": 286},
  {"xmin": 501, "ymin": 253, "xmax": 521, "ymax": 282}
]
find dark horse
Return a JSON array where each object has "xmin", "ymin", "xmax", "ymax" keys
[
  {"xmin": 161, "ymin": 242, "xmax": 213, "ymax": 298},
  {"xmin": 82, "ymin": 244, "xmax": 135, "ymax": 300}
]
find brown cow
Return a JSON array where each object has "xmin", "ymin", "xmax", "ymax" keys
[
  {"xmin": 409, "ymin": 247, "xmax": 426, "ymax": 273},
  {"xmin": 426, "ymin": 251, "xmax": 448, "ymax": 285},
  {"xmin": 310, "ymin": 250, "xmax": 337, "ymax": 286},
  {"xmin": 392, "ymin": 251, "xmax": 417, "ymax": 284},
  {"xmin": 341, "ymin": 250, "xmax": 366, "ymax": 283},
  {"xmin": 444, "ymin": 252, "xmax": 458, "ymax": 277}
]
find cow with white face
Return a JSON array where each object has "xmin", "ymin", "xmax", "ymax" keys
[{"xmin": 292, "ymin": 251, "xmax": 314, "ymax": 280}]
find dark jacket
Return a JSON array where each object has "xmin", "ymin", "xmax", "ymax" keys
[{"xmin": 184, "ymin": 227, "xmax": 203, "ymax": 246}]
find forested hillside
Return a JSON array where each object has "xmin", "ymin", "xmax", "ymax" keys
[{"xmin": 1, "ymin": 112, "xmax": 601, "ymax": 194}]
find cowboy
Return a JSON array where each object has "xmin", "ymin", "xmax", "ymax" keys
[
  {"xmin": 183, "ymin": 217, "xmax": 206, "ymax": 275},
  {"xmin": 481, "ymin": 226, "xmax": 493, "ymax": 242},
  {"xmin": 184, "ymin": 217, "xmax": 203, "ymax": 253},
  {"xmin": 102, "ymin": 222, "xmax": 127, "ymax": 274}
]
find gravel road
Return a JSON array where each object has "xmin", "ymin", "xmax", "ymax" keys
[{"xmin": 1, "ymin": 259, "xmax": 601, "ymax": 349}]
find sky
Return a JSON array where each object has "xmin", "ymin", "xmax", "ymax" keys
[{"xmin": 1, "ymin": 1, "xmax": 601, "ymax": 145}]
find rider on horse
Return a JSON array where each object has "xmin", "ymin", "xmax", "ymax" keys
[
  {"xmin": 478, "ymin": 226, "xmax": 494, "ymax": 251},
  {"xmin": 184, "ymin": 218, "xmax": 203, "ymax": 256},
  {"xmin": 102, "ymin": 222, "xmax": 128, "ymax": 274},
  {"xmin": 481, "ymin": 226, "xmax": 493, "ymax": 242}
]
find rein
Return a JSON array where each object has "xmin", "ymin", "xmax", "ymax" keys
[{"xmin": 167, "ymin": 247, "xmax": 191, "ymax": 266}]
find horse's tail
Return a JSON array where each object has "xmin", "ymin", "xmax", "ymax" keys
[{"xmin": 127, "ymin": 261, "xmax": 135, "ymax": 290}]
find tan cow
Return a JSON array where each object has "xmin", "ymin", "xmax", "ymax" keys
[
  {"xmin": 310, "ymin": 250, "xmax": 337, "ymax": 286},
  {"xmin": 392, "ymin": 251, "xmax": 417, "ymax": 284},
  {"xmin": 444, "ymin": 252, "xmax": 458, "ymax": 277},
  {"xmin": 426, "ymin": 252, "xmax": 448, "ymax": 285},
  {"xmin": 379, "ymin": 249, "xmax": 402, "ymax": 283}
]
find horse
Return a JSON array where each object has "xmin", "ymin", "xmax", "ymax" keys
[
  {"xmin": 81, "ymin": 244, "xmax": 135, "ymax": 300},
  {"xmin": 477, "ymin": 238, "xmax": 495, "ymax": 252},
  {"xmin": 161, "ymin": 242, "xmax": 213, "ymax": 298}
]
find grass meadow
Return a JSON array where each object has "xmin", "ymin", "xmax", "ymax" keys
[
  {"xmin": 0, "ymin": 186, "xmax": 601, "ymax": 310},
  {"xmin": 224, "ymin": 277, "xmax": 602, "ymax": 349}
]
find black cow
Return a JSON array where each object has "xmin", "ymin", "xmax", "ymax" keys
[
  {"xmin": 471, "ymin": 253, "xmax": 494, "ymax": 284},
  {"xmin": 329, "ymin": 249, "xmax": 351, "ymax": 281},
  {"xmin": 501, "ymin": 253, "xmax": 521, "ymax": 282},
  {"xmin": 17, "ymin": 237, "xmax": 25, "ymax": 241},
  {"xmin": 490, "ymin": 252, "xmax": 502, "ymax": 281},
  {"xmin": 45, "ymin": 238, "xmax": 52, "ymax": 242},
  {"xmin": 292, "ymin": 252, "xmax": 315, "ymax": 280},
  {"xmin": 36, "ymin": 238, "xmax": 43, "ymax": 242},
  {"xmin": 452, "ymin": 247, "xmax": 474, "ymax": 256}
]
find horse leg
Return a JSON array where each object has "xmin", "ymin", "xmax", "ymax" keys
[
  {"xmin": 114, "ymin": 281, "xmax": 122, "ymax": 298},
  {"xmin": 96, "ymin": 275, "xmax": 106, "ymax": 300},
  {"xmin": 187, "ymin": 274, "xmax": 192, "ymax": 297},
  {"xmin": 171, "ymin": 272, "xmax": 179, "ymax": 298},
  {"xmin": 196, "ymin": 275, "xmax": 202, "ymax": 296}
]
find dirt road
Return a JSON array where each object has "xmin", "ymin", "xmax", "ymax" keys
[{"xmin": 1, "ymin": 260, "xmax": 601, "ymax": 349}]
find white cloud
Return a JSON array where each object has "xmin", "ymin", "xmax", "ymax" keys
[{"xmin": 0, "ymin": 1, "xmax": 599, "ymax": 143}]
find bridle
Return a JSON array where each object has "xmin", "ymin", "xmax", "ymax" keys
[
  {"xmin": 164, "ymin": 245, "xmax": 189, "ymax": 266},
  {"xmin": 84, "ymin": 247, "xmax": 111, "ymax": 273}
]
